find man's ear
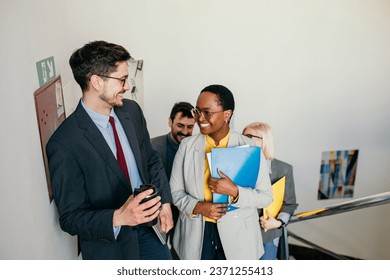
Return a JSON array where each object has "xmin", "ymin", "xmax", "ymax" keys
[
  {"xmin": 89, "ymin": 74, "xmax": 103, "ymax": 92},
  {"xmin": 168, "ymin": 117, "xmax": 173, "ymax": 128}
]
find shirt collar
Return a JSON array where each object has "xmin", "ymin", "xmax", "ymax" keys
[
  {"xmin": 205, "ymin": 129, "xmax": 230, "ymax": 148},
  {"xmin": 81, "ymin": 100, "xmax": 115, "ymax": 129}
]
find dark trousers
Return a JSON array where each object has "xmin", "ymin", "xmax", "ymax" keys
[
  {"xmin": 201, "ymin": 222, "xmax": 226, "ymax": 260},
  {"xmin": 137, "ymin": 227, "xmax": 172, "ymax": 260}
]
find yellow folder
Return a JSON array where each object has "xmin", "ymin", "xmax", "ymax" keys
[{"xmin": 263, "ymin": 176, "xmax": 286, "ymax": 222}]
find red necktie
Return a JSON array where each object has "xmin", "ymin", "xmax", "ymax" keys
[{"xmin": 109, "ymin": 116, "xmax": 131, "ymax": 185}]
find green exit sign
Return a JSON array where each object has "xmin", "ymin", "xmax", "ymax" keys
[{"xmin": 36, "ymin": 56, "xmax": 56, "ymax": 87}]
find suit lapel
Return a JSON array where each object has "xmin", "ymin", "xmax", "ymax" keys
[
  {"xmin": 75, "ymin": 103, "xmax": 131, "ymax": 189},
  {"xmin": 115, "ymin": 108, "xmax": 146, "ymax": 182}
]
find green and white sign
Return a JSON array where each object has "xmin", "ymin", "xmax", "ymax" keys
[{"xmin": 36, "ymin": 56, "xmax": 56, "ymax": 87}]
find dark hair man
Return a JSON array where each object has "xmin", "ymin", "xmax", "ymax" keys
[
  {"xmin": 46, "ymin": 40, "xmax": 173, "ymax": 260},
  {"xmin": 151, "ymin": 101, "xmax": 195, "ymax": 178}
]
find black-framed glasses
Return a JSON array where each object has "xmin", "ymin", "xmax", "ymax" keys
[
  {"xmin": 191, "ymin": 108, "xmax": 224, "ymax": 120},
  {"xmin": 98, "ymin": 75, "xmax": 128, "ymax": 87},
  {"xmin": 243, "ymin": 134, "xmax": 263, "ymax": 139}
]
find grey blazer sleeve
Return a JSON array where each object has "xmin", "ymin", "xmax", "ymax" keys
[{"xmin": 170, "ymin": 136, "xmax": 201, "ymax": 216}]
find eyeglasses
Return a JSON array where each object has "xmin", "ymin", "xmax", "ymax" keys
[
  {"xmin": 243, "ymin": 134, "xmax": 263, "ymax": 139},
  {"xmin": 191, "ymin": 108, "xmax": 224, "ymax": 120},
  {"xmin": 98, "ymin": 75, "xmax": 128, "ymax": 87}
]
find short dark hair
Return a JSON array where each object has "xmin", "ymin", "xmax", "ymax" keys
[
  {"xmin": 170, "ymin": 102, "xmax": 194, "ymax": 121},
  {"xmin": 69, "ymin": 40, "xmax": 132, "ymax": 92},
  {"xmin": 200, "ymin": 84, "xmax": 235, "ymax": 113}
]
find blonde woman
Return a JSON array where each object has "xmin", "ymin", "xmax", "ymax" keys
[{"xmin": 243, "ymin": 122, "xmax": 298, "ymax": 260}]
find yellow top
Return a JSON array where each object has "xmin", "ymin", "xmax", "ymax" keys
[{"xmin": 204, "ymin": 131, "xmax": 230, "ymax": 223}]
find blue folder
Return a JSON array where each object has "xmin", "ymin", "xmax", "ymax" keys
[{"xmin": 210, "ymin": 146, "xmax": 261, "ymax": 210}]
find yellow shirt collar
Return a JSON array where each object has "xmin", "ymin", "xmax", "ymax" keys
[{"xmin": 205, "ymin": 130, "xmax": 231, "ymax": 152}]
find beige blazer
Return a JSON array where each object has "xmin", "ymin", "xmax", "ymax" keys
[{"xmin": 170, "ymin": 131, "xmax": 272, "ymax": 260}]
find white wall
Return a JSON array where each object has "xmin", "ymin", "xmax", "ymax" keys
[{"xmin": 1, "ymin": 0, "xmax": 389, "ymax": 259}]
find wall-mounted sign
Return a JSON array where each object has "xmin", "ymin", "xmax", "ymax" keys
[{"xmin": 36, "ymin": 56, "xmax": 56, "ymax": 87}]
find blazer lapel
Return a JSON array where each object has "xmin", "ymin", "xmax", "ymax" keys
[
  {"xmin": 227, "ymin": 131, "xmax": 239, "ymax": 147},
  {"xmin": 115, "ymin": 108, "xmax": 146, "ymax": 182},
  {"xmin": 193, "ymin": 134, "xmax": 206, "ymax": 199},
  {"xmin": 75, "ymin": 103, "xmax": 130, "ymax": 189}
]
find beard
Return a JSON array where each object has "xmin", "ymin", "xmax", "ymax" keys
[
  {"xmin": 173, "ymin": 132, "xmax": 191, "ymax": 143},
  {"xmin": 99, "ymin": 89, "xmax": 124, "ymax": 108}
]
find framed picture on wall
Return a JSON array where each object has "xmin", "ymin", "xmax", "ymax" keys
[{"xmin": 318, "ymin": 149, "xmax": 359, "ymax": 200}]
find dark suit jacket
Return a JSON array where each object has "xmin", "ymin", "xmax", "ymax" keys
[
  {"xmin": 46, "ymin": 99, "xmax": 171, "ymax": 260},
  {"xmin": 150, "ymin": 134, "xmax": 169, "ymax": 178}
]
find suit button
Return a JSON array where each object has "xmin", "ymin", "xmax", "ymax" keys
[{"xmin": 234, "ymin": 213, "xmax": 239, "ymax": 218}]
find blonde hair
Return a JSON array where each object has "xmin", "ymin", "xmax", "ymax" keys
[{"xmin": 243, "ymin": 122, "xmax": 275, "ymax": 160}]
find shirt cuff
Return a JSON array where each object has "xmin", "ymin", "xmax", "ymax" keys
[{"xmin": 113, "ymin": 226, "xmax": 121, "ymax": 239}]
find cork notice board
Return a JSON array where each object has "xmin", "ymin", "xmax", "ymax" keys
[{"xmin": 34, "ymin": 75, "xmax": 65, "ymax": 202}]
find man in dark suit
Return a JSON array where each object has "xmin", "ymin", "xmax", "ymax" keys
[
  {"xmin": 151, "ymin": 101, "xmax": 195, "ymax": 259},
  {"xmin": 46, "ymin": 40, "xmax": 173, "ymax": 260}
]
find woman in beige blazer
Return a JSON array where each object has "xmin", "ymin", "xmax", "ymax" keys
[{"xmin": 170, "ymin": 84, "xmax": 272, "ymax": 260}]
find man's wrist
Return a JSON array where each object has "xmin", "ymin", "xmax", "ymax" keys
[{"xmin": 113, "ymin": 209, "xmax": 123, "ymax": 227}]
